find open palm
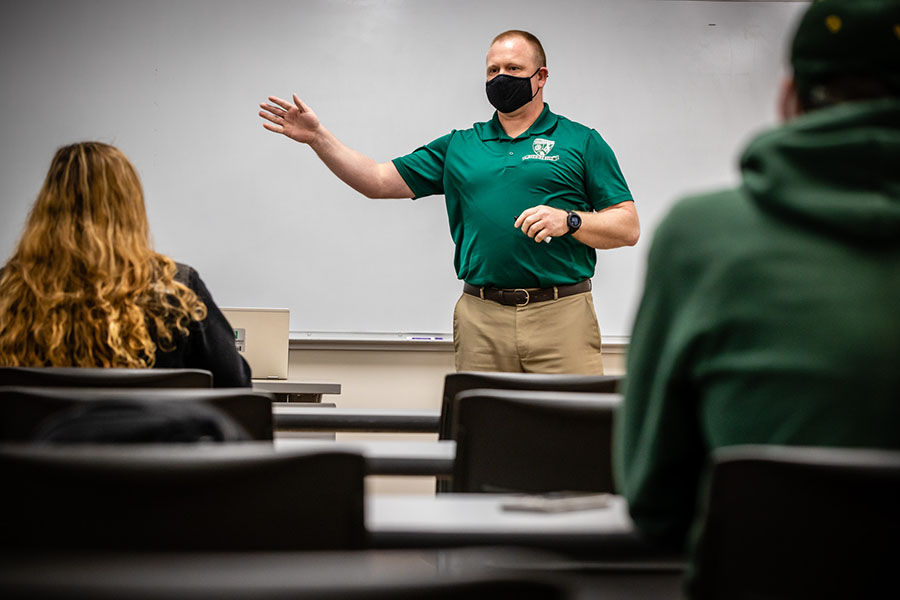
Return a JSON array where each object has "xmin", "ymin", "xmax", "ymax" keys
[{"xmin": 259, "ymin": 94, "xmax": 321, "ymax": 145}]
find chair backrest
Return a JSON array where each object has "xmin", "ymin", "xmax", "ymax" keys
[
  {"xmin": 689, "ymin": 445, "xmax": 900, "ymax": 600},
  {"xmin": 439, "ymin": 372, "xmax": 622, "ymax": 440},
  {"xmin": 0, "ymin": 443, "xmax": 367, "ymax": 551},
  {"xmin": 34, "ymin": 398, "xmax": 253, "ymax": 443},
  {"xmin": 0, "ymin": 366, "xmax": 213, "ymax": 388},
  {"xmin": 0, "ymin": 387, "xmax": 275, "ymax": 441},
  {"xmin": 450, "ymin": 388, "xmax": 621, "ymax": 494},
  {"xmin": 438, "ymin": 373, "xmax": 622, "ymax": 492}
]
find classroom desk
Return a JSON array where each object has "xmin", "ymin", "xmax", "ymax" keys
[
  {"xmin": 367, "ymin": 493, "xmax": 684, "ymax": 565},
  {"xmin": 273, "ymin": 405, "xmax": 440, "ymax": 433},
  {"xmin": 0, "ymin": 547, "xmax": 580, "ymax": 599},
  {"xmin": 0, "ymin": 547, "xmax": 683, "ymax": 599},
  {"xmin": 252, "ymin": 379, "xmax": 341, "ymax": 403},
  {"xmin": 274, "ymin": 438, "xmax": 455, "ymax": 476}
]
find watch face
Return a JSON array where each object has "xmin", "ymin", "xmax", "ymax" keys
[{"xmin": 568, "ymin": 212, "xmax": 582, "ymax": 228}]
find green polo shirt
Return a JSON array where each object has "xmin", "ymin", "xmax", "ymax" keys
[{"xmin": 392, "ymin": 104, "xmax": 633, "ymax": 288}]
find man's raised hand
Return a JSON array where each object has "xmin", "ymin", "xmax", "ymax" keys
[{"xmin": 258, "ymin": 94, "xmax": 321, "ymax": 145}]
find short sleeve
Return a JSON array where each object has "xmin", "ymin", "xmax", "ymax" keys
[
  {"xmin": 391, "ymin": 132, "xmax": 453, "ymax": 199},
  {"xmin": 584, "ymin": 130, "xmax": 633, "ymax": 210}
]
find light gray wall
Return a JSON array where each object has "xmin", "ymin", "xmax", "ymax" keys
[{"xmin": 0, "ymin": 0, "xmax": 808, "ymax": 337}]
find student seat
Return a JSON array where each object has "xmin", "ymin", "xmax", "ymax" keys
[
  {"xmin": 0, "ymin": 443, "xmax": 366, "ymax": 551},
  {"xmin": 689, "ymin": 444, "xmax": 900, "ymax": 600},
  {"xmin": 0, "ymin": 366, "xmax": 213, "ymax": 388},
  {"xmin": 439, "ymin": 372, "xmax": 622, "ymax": 440},
  {"xmin": 437, "ymin": 372, "xmax": 622, "ymax": 492},
  {"xmin": 0, "ymin": 386, "xmax": 275, "ymax": 442},
  {"xmin": 449, "ymin": 388, "xmax": 621, "ymax": 494}
]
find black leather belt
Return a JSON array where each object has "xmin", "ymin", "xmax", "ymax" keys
[{"xmin": 463, "ymin": 280, "xmax": 591, "ymax": 307}]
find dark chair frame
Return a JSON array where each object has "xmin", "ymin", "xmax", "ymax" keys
[
  {"xmin": 450, "ymin": 388, "xmax": 621, "ymax": 494},
  {"xmin": 0, "ymin": 386, "xmax": 275, "ymax": 441},
  {"xmin": 690, "ymin": 444, "xmax": 900, "ymax": 600},
  {"xmin": 0, "ymin": 366, "xmax": 213, "ymax": 388},
  {"xmin": 439, "ymin": 372, "xmax": 622, "ymax": 440},
  {"xmin": 0, "ymin": 443, "xmax": 367, "ymax": 552},
  {"xmin": 437, "ymin": 372, "xmax": 621, "ymax": 492}
]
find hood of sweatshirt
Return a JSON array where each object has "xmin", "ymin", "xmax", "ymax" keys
[{"xmin": 740, "ymin": 98, "xmax": 900, "ymax": 244}]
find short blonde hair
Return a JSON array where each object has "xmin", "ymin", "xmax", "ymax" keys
[{"xmin": 491, "ymin": 30, "xmax": 547, "ymax": 68}]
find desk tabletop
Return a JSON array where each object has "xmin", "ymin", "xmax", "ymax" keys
[
  {"xmin": 273, "ymin": 406, "xmax": 440, "ymax": 432},
  {"xmin": 367, "ymin": 494, "xmax": 678, "ymax": 561},
  {"xmin": 252, "ymin": 380, "xmax": 341, "ymax": 395},
  {"xmin": 0, "ymin": 547, "xmax": 578, "ymax": 598},
  {"xmin": 369, "ymin": 493, "xmax": 634, "ymax": 535},
  {"xmin": 0, "ymin": 547, "xmax": 684, "ymax": 599},
  {"xmin": 274, "ymin": 438, "xmax": 455, "ymax": 476}
]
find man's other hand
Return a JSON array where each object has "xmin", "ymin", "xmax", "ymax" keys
[{"xmin": 515, "ymin": 205, "xmax": 568, "ymax": 243}]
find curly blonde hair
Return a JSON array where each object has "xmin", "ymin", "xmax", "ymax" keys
[{"xmin": 0, "ymin": 142, "xmax": 207, "ymax": 368}]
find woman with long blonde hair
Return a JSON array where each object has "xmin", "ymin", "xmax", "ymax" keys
[{"xmin": 0, "ymin": 142, "xmax": 250, "ymax": 387}]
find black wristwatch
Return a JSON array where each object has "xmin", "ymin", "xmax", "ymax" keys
[{"xmin": 566, "ymin": 211, "xmax": 582, "ymax": 235}]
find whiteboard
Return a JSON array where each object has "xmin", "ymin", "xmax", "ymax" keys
[{"xmin": 0, "ymin": 0, "xmax": 809, "ymax": 337}]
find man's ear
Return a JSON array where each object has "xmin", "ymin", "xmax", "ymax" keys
[{"xmin": 779, "ymin": 76, "xmax": 802, "ymax": 122}]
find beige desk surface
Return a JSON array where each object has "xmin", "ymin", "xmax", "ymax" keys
[
  {"xmin": 252, "ymin": 380, "xmax": 341, "ymax": 395},
  {"xmin": 274, "ymin": 438, "xmax": 454, "ymax": 476},
  {"xmin": 367, "ymin": 493, "xmax": 683, "ymax": 564}
]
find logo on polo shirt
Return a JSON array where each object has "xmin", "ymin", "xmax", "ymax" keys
[{"xmin": 522, "ymin": 138, "xmax": 559, "ymax": 162}]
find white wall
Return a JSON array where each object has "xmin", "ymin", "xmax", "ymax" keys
[{"xmin": 0, "ymin": 0, "xmax": 808, "ymax": 340}]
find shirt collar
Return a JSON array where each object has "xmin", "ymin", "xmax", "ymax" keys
[{"xmin": 479, "ymin": 103, "xmax": 558, "ymax": 141}]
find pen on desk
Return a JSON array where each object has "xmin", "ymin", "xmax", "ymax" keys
[{"xmin": 513, "ymin": 215, "xmax": 552, "ymax": 243}]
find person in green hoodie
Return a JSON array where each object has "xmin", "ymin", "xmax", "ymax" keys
[{"xmin": 615, "ymin": 0, "xmax": 900, "ymax": 555}]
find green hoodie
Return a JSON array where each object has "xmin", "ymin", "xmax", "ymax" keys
[{"xmin": 615, "ymin": 98, "xmax": 900, "ymax": 551}]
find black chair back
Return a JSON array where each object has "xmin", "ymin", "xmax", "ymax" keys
[
  {"xmin": 0, "ymin": 387, "xmax": 275, "ymax": 441},
  {"xmin": 437, "ymin": 372, "xmax": 621, "ymax": 492},
  {"xmin": 0, "ymin": 366, "xmax": 213, "ymax": 388},
  {"xmin": 690, "ymin": 445, "xmax": 900, "ymax": 600},
  {"xmin": 440, "ymin": 372, "xmax": 621, "ymax": 440},
  {"xmin": 0, "ymin": 443, "xmax": 366, "ymax": 551},
  {"xmin": 450, "ymin": 388, "xmax": 621, "ymax": 494},
  {"xmin": 33, "ymin": 399, "xmax": 252, "ymax": 443}
]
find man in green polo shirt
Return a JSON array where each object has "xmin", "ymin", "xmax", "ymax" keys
[{"xmin": 259, "ymin": 30, "xmax": 639, "ymax": 373}]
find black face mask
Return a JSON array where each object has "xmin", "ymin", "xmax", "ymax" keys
[{"xmin": 485, "ymin": 69, "xmax": 541, "ymax": 113}]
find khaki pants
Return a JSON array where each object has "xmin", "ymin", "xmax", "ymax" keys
[{"xmin": 453, "ymin": 291, "xmax": 604, "ymax": 374}]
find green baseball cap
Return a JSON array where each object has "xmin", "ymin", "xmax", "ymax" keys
[{"xmin": 791, "ymin": 0, "xmax": 900, "ymax": 95}]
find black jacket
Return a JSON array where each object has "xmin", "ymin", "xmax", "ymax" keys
[{"xmin": 154, "ymin": 263, "xmax": 252, "ymax": 387}]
